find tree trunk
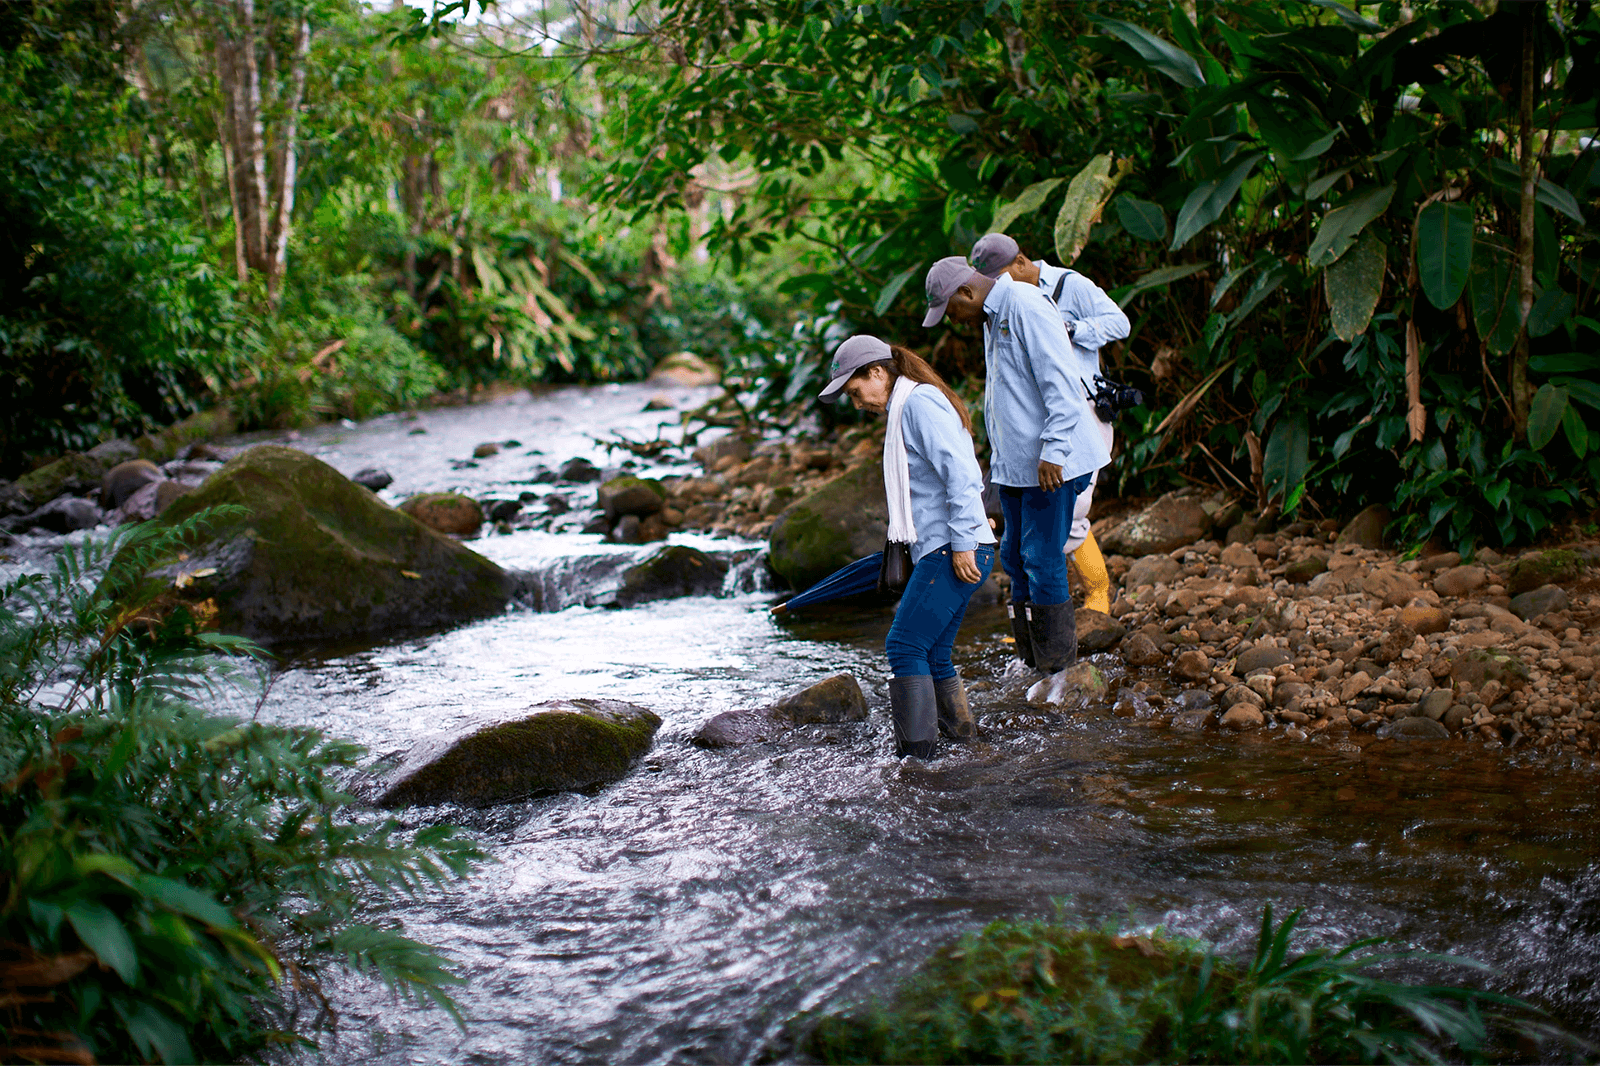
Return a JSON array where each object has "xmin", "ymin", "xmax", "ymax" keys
[
  {"xmin": 214, "ymin": 33, "xmax": 249, "ymax": 284},
  {"xmin": 265, "ymin": 14, "xmax": 311, "ymax": 306},
  {"xmin": 1511, "ymin": 1, "xmax": 1541, "ymax": 440}
]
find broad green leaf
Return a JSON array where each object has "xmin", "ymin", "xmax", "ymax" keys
[
  {"xmin": 1113, "ymin": 195, "xmax": 1167, "ymax": 242},
  {"xmin": 1486, "ymin": 159, "xmax": 1586, "ymax": 223},
  {"xmin": 1554, "ymin": 375, "xmax": 1600, "ymax": 413},
  {"xmin": 1054, "ymin": 154, "xmax": 1131, "ymax": 263},
  {"xmin": 1527, "ymin": 288, "xmax": 1575, "ymax": 337},
  {"xmin": 1307, "ymin": 184, "xmax": 1395, "ymax": 268},
  {"xmin": 1325, "ymin": 231, "xmax": 1386, "ymax": 341},
  {"xmin": 1113, "ymin": 262, "xmax": 1208, "ymax": 307},
  {"xmin": 873, "ymin": 263, "xmax": 920, "ymax": 317},
  {"xmin": 1469, "ymin": 241, "xmax": 1519, "ymax": 355},
  {"xmin": 1091, "ymin": 17, "xmax": 1206, "ymax": 88},
  {"xmin": 123, "ymin": 1002, "xmax": 194, "ymax": 1066},
  {"xmin": 1562, "ymin": 403, "xmax": 1588, "ymax": 458},
  {"xmin": 1306, "ymin": 167, "xmax": 1352, "ymax": 200},
  {"xmin": 1530, "ymin": 352, "xmax": 1600, "ymax": 373},
  {"xmin": 136, "ymin": 874, "xmax": 238, "ymax": 929},
  {"xmin": 1415, "ymin": 202, "xmax": 1474, "ymax": 310},
  {"xmin": 1527, "ymin": 383, "xmax": 1568, "ymax": 450},
  {"xmin": 1210, "ymin": 263, "xmax": 1250, "ymax": 308},
  {"xmin": 66, "ymin": 900, "xmax": 138, "ymax": 983},
  {"xmin": 1290, "ymin": 125, "xmax": 1340, "ymax": 161},
  {"xmin": 1263, "ymin": 412, "xmax": 1310, "ymax": 501},
  {"xmin": 1227, "ymin": 261, "xmax": 1289, "ymax": 326},
  {"xmin": 947, "ymin": 112, "xmax": 980, "ymax": 135},
  {"xmin": 1171, "ymin": 152, "xmax": 1263, "ymax": 250},
  {"xmin": 990, "ymin": 178, "xmax": 1064, "ymax": 236},
  {"xmin": 1309, "ymin": 0, "xmax": 1383, "ymax": 32}
]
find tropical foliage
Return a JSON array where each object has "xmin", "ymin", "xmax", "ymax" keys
[
  {"xmin": 0, "ymin": 513, "xmax": 480, "ymax": 1062},
  {"xmin": 603, "ymin": 0, "xmax": 1600, "ymax": 551},
  {"xmin": 805, "ymin": 904, "xmax": 1573, "ymax": 1064}
]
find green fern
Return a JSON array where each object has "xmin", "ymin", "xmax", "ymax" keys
[{"xmin": 1, "ymin": 511, "xmax": 484, "ymax": 1063}]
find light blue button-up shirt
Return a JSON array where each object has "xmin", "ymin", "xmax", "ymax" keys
[
  {"xmin": 980, "ymin": 275, "xmax": 1111, "ymax": 487},
  {"xmin": 1035, "ymin": 262, "xmax": 1131, "ymax": 384},
  {"xmin": 899, "ymin": 385, "xmax": 996, "ymax": 564}
]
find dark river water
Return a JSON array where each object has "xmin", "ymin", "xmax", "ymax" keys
[{"xmin": 20, "ymin": 382, "xmax": 1600, "ymax": 1063}]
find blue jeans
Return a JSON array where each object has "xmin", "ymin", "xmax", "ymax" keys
[
  {"xmin": 885, "ymin": 543, "xmax": 997, "ymax": 679},
  {"xmin": 998, "ymin": 474, "xmax": 1091, "ymax": 607}
]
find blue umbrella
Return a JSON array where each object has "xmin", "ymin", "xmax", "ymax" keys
[{"xmin": 769, "ymin": 553, "xmax": 887, "ymax": 614}]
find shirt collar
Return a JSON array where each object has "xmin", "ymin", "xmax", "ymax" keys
[{"xmin": 982, "ymin": 274, "xmax": 1009, "ymax": 317}]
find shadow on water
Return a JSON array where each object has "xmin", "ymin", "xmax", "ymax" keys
[{"xmin": 85, "ymin": 382, "xmax": 1594, "ymax": 1064}]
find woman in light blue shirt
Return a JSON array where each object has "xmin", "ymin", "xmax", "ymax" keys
[{"xmin": 818, "ymin": 335, "xmax": 997, "ymax": 759}]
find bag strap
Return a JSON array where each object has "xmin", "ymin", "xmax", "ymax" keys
[{"xmin": 1050, "ymin": 269, "xmax": 1076, "ymax": 304}]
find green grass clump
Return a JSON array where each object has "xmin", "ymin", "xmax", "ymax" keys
[{"xmin": 806, "ymin": 905, "xmax": 1572, "ymax": 1065}]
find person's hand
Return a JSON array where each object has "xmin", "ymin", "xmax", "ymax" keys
[
  {"xmin": 1037, "ymin": 460, "xmax": 1064, "ymax": 492},
  {"xmin": 952, "ymin": 549, "xmax": 982, "ymax": 584}
]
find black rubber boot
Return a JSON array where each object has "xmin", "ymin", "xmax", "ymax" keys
[
  {"xmin": 934, "ymin": 675, "xmax": 976, "ymax": 740},
  {"xmin": 1008, "ymin": 601, "xmax": 1035, "ymax": 668},
  {"xmin": 1026, "ymin": 601, "xmax": 1078, "ymax": 673},
  {"xmin": 889, "ymin": 675, "xmax": 938, "ymax": 759}
]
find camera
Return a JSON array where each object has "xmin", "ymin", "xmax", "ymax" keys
[{"xmin": 1085, "ymin": 374, "xmax": 1145, "ymax": 423}]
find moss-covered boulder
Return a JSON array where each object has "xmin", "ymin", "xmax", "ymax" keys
[
  {"xmin": 614, "ymin": 545, "xmax": 727, "ymax": 606},
  {"xmin": 1502, "ymin": 548, "xmax": 1594, "ymax": 596},
  {"xmin": 767, "ymin": 461, "xmax": 887, "ymax": 590},
  {"xmin": 598, "ymin": 476, "xmax": 666, "ymax": 520},
  {"xmin": 377, "ymin": 699, "xmax": 662, "ymax": 807},
  {"xmin": 399, "ymin": 492, "xmax": 483, "ymax": 536},
  {"xmin": 157, "ymin": 444, "xmax": 511, "ymax": 643}
]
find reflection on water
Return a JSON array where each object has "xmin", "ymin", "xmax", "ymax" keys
[{"xmin": 21, "ymin": 383, "xmax": 1595, "ymax": 1064}]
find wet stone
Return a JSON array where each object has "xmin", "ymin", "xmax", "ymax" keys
[
  {"xmin": 1220, "ymin": 704, "xmax": 1265, "ymax": 730},
  {"xmin": 1377, "ymin": 716, "xmax": 1450, "ymax": 741},
  {"xmin": 1120, "ymin": 632, "xmax": 1165, "ymax": 667},
  {"xmin": 1170, "ymin": 649, "xmax": 1211, "ymax": 682},
  {"xmin": 558, "ymin": 457, "xmax": 602, "ymax": 483},
  {"xmin": 1234, "ymin": 644, "xmax": 1292, "ymax": 676},
  {"xmin": 10, "ymin": 496, "xmax": 103, "ymax": 534},
  {"xmin": 352, "ymin": 467, "xmax": 393, "ymax": 491},
  {"xmin": 473, "ymin": 442, "xmax": 501, "ymax": 459},
  {"xmin": 1508, "ymin": 584, "xmax": 1570, "ymax": 621},
  {"xmin": 400, "ymin": 493, "xmax": 484, "ymax": 537},
  {"xmin": 1076, "ymin": 609, "xmax": 1126, "ymax": 653},
  {"xmin": 1026, "ymin": 663, "xmax": 1108, "ymax": 708},
  {"xmin": 102, "ymin": 459, "xmax": 163, "ymax": 508}
]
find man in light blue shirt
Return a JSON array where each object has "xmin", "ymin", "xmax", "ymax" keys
[
  {"xmin": 970, "ymin": 233, "xmax": 1130, "ymax": 615},
  {"xmin": 923, "ymin": 256, "xmax": 1110, "ymax": 672}
]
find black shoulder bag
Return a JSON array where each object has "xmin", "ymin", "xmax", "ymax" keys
[{"xmin": 878, "ymin": 541, "xmax": 913, "ymax": 594}]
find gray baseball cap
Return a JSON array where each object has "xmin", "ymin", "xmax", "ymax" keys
[
  {"xmin": 922, "ymin": 256, "xmax": 982, "ymax": 327},
  {"xmin": 971, "ymin": 233, "xmax": 1021, "ymax": 278},
  {"xmin": 818, "ymin": 334, "xmax": 893, "ymax": 403}
]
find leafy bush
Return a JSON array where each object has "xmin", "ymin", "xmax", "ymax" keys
[
  {"xmin": 0, "ymin": 512, "xmax": 480, "ymax": 1062},
  {"xmin": 805, "ymin": 905, "xmax": 1571, "ymax": 1065}
]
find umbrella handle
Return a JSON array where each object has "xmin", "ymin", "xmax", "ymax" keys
[{"xmin": 769, "ymin": 602, "xmax": 789, "ymax": 615}]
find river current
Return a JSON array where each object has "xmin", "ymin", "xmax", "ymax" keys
[{"xmin": 18, "ymin": 382, "xmax": 1600, "ymax": 1062}]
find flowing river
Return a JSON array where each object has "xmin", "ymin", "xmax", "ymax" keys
[{"xmin": 18, "ymin": 382, "xmax": 1599, "ymax": 1062}]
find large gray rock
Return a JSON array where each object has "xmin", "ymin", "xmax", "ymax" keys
[
  {"xmin": 1122, "ymin": 553, "xmax": 1181, "ymax": 590},
  {"xmin": 614, "ymin": 545, "xmax": 728, "ymax": 607},
  {"xmin": 768, "ymin": 462, "xmax": 889, "ymax": 590},
  {"xmin": 9, "ymin": 496, "xmax": 102, "ymax": 534},
  {"xmin": 1026, "ymin": 662, "xmax": 1108, "ymax": 707},
  {"xmin": 153, "ymin": 444, "xmax": 512, "ymax": 643},
  {"xmin": 694, "ymin": 674, "xmax": 868, "ymax": 748},
  {"xmin": 1509, "ymin": 584, "xmax": 1570, "ymax": 620},
  {"xmin": 1503, "ymin": 549, "xmax": 1592, "ymax": 596},
  {"xmin": 116, "ymin": 479, "xmax": 194, "ymax": 523},
  {"xmin": 1100, "ymin": 492, "xmax": 1212, "ymax": 557},
  {"xmin": 377, "ymin": 699, "xmax": 662, "ymax": 807}
]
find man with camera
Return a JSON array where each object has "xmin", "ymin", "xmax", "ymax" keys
[
  {"xmin": 923, "ymin": 255, "xmax": 1110, "ymax": 673},
  {"xmin": 970, "ymin": 233, "xmax": 1133, "ymax": 616}
]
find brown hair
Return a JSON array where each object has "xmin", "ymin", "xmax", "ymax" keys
[{"xmin": 850, "ymin": 344, "xmax": 973, "ymax": 434}]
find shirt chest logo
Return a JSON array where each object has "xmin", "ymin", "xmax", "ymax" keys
[{"xmin": 997, "ymin": 319, "xmax": 1011, "ymax": 337}]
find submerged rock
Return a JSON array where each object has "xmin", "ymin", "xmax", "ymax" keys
[
  {"xmin": 155, "ymin": 444, "xmax": 511, "ymax": 643},
  {"xmin": 378, "ymin": 699, "xmax": 662, "ymax": 807},
  {"xmin": 694, "ymin": 674, "xmax": 868, "ymax": 748},
  {"xmin": 1026, "ymin": 662, "xmax": 1107, "ymax": 708},
  {"xmin": 614, "ymin": 545, "xmax": 728, "ymax": 607}
]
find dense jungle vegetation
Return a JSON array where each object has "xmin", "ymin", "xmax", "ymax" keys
[{"xmin": 4, "ymin": 0, "xmax": 1598, "ymax": 551}]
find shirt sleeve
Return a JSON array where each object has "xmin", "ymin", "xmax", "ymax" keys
[
  {"xmin": 1056, "ymin": 272, "xmax": 1131, "ymax": 353},
  {"xmin": 1012, "ymin": 290, "xmax": 1083, "ymax": 468},
  {"xmin": 902, "ymin": 389, "xmax": 990, "ymax": 552}
]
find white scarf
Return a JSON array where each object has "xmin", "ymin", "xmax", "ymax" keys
[{"xmin": 882, "ymin": 375, "xmax": 920, "ymax": 545}]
